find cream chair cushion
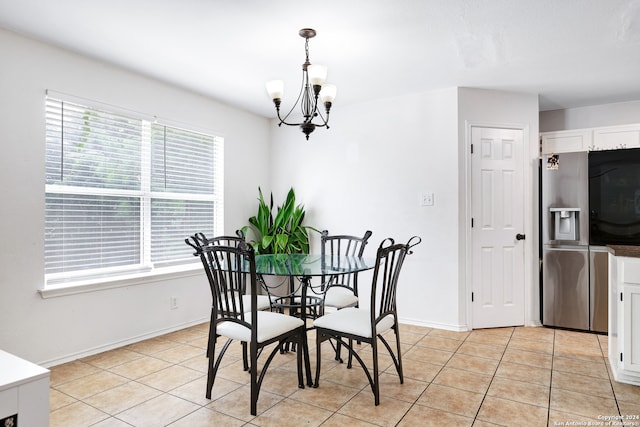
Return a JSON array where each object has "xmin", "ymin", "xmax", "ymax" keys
[
  {"xmin": 313, "ymin": 307, "xmax": 394, "ymax": 338},
  {"xmin": 323, "ymin": 286, "xmax": 358, "ymax": 309},
  {"xmin": 218, "ymin": 311, "xmax": 303, "ymax": 343},
  {"xmin": 242, "ymin": 294, "xmax": 272, "ymax": 311}
]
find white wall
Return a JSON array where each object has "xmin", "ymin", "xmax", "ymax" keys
[
  {"xmin": 270, "ymin": 87, "xmax": 462, "ymax": 330},
  {"xmin": 540, "ymin": 100, "xmax": 640, "ymax": 132},
  {"xmin": 0, "ymin": 29, "xmax": 270, "ymax": 365},
  {"xmin": 269, "ymin": 87, "xmax": 540, "ymax": 331}
]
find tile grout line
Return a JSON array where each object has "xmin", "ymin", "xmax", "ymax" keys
[
  {"xmin": 598, "ymin": 333, "xmax": 623, "ymax": 418},
  {"xmin": 81, "ymin": 344, "xmax": 217, "ymax": 425},
  {"xmin": 392, "ymin": 328, "xmax": 444, "ymax": 426},
  {"xmin": 547, "ymin": 327, "xmax": 556, "ymax": 427},
  {"xmin": 468, "ymin": 327, "xmax": 515, "ymax": 425},
  {"xmin": 547, "ymin": 329, "xmax": 622, "ymax": 423}
]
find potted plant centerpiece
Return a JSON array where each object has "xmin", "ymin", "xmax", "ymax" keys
[
  {"xmin": 242, "ymin": 187, "xmax": 318, "ymax": 296},
  {"xmin": 243, "ymin": 187, "xmax": 317, "ymax": 255}
]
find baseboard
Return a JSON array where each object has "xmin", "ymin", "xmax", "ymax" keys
[
  {"xmin": 399, "ymin": 316, "xmax": 469, "ymax": 332},
  {"xmin": 39, "ymin": 317, "xmax": 209, "ymax": 368}
]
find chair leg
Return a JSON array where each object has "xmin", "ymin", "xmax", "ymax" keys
[
  {"xmin": 394, "ymin": 325, "xmax": 404, "ymax": 383},
  {"xmin": 334, "ymin": 339, "xmax": 342, "ymax": 362},
  {"xmin": 206, "ymin": 311, "xmax": 215, "ymax": 358},
  {"xmin": 314, "ymin": 330, "xmax": 323, "ymax": 388},
  {"xmin": 372, "ymin": 338, "xmax": 380, "ymax": 406},
  {"xmin": 302, "ymin": 330, "xmax": 313, "ymax": 387},
  {"xmin": 250, "ymin": 342, "xmax": 258, "ymax": 416},
  {"xmin": 205, "ymin": 337, "xmax": 218, "ymax": 399},
  {"xmin": 242, "ymin": 342, "xmax": 249, "ymax": 371},
  {"xmin": 296, "ymin": 332, "xmax": 304, "ymax": 388}
]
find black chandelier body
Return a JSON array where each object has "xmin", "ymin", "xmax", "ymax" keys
[{"xmin": 266, "ymin": 28, "xmax": 336, "ymax": 140}]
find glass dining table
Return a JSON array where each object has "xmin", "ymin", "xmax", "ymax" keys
[{"xmin": 254, "ymin": 253, "xmax": 377, "ymax": 385}]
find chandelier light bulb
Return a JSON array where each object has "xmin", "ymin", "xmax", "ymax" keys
[
  {"xmin": 307, "ymin": 64, "xmax": 327, "ymax": 86},
  {"xmin": 266, "ymin": 80, "xmax": 284, "ymax": 100},
  {"xmin": 320, "ymin": 84, "xmax": 337, "ymax": 103}
]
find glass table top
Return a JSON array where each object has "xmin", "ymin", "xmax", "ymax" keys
[{"xmin": 254, "ymin": 254, "xmax": 376, "ymax": 277}]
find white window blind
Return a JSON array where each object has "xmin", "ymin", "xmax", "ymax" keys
[{"xmin": 45, "ymin": 95, "xmax": 223, "ymax": 284}]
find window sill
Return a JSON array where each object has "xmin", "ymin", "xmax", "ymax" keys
[{"xmin": 39, "ymin": 264, "xmax": 203, "ymax": 299}]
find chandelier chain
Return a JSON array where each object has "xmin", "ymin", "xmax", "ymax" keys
[{"xmin": 304, "ymin": 37, "xmax": 310, "ymax": 68}]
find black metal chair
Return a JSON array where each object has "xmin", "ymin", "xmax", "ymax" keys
[
  {"xmin": 191, "ymin": 231, "xmax": 272, "ymax": 309},
  {"xmin": 320, "ymin": 229, "xmax": 373, "ymax": 310},
  {"xmin": 187, "ymin": 239, "xmax": 307, "ymax": 416},
  {"xmin": 186, "ymin": 231, "xmax": 271, "ymax": 371},
  {"xmin": 313, "ymin": 236, "xmax": 421, "ymax": 405},
  {"xmin": 316, "ymin": 230, "xmax": 372, "ymax": 360}
]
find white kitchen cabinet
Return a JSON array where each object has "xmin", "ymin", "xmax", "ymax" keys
[
  {"xmin": 608, "ymin": 252, "xmax": 640, "ymax": 385},
  {"xmin": 592, "ymin": 124, "xmax": 640, "ymax": 151},
  {"xmin": 540, "ymin": 123, "xmax": 640, "ymax": 154},
  {"xmin": 623, "ymin": 283, "xmax": 640, "ymax": 373},
  {"xmin": 540, "ymin": 129, "xmax": 591, "ymax": 153},
  {"xmin": 0, "ymin": 350, "xmax": 49, "ymax": 426}
]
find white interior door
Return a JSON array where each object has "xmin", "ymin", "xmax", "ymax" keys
[{"xmin": 471, "ymin": 126, "xmax": 525, "ymax": 328}]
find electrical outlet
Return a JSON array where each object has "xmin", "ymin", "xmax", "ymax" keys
[
  {"xmin": 420, "ymin": 192, "xmax": 434, "ymax": 206},
  {"xmin": 170, "ymin": 296, "xmax": 178, "ymax": 310}
]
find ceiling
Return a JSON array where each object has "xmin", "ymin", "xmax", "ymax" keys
[{"xmin": 1, "ymin": 0, "xmax": 640, "ymax": 117}]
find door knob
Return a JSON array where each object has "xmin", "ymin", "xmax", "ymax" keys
[{"xmin": 516, "ymin": 233, "xmax": 526, "ymax": 241}]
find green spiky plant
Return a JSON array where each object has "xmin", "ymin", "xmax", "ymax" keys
[{"xmin": 242, "ymin": 187, "xmax": 318, "ymax": 254}]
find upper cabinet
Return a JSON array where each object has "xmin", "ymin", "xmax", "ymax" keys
[
  {"xmin": 541, "ymin": 123, "xmax": 640, "ymax": 154},
  {"xmin": 541, "ymin": 129, "xmax": 591, "ymax": 154},
  {"xmin": 592, "ymin": 124, "xmax": 640, "ymax": 151}
]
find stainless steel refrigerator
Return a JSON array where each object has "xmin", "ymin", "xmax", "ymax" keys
[{"xmin": 541, "ymin": 151, "xmax": 608, "ymax": 333}]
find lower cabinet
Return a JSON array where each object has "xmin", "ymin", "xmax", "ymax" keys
[
  {"xmin": 622, "ymin": 284, "xmax": 640, "ymax": 374},
  {"xmin": 609, "ymin": 254, "xmax": 640, "ymax": 385}
]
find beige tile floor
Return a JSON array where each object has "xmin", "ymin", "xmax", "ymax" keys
[{"xmin": 49, "ymin": 323, "xmax": 640, "ymax": 426}]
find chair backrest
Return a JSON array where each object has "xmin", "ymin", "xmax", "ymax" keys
[
  {"xmin": 321, "ymin": 230, "xmax": 372, "ymax": 258},
  {"xmin": 186, "ymin": 231, "xmax": 249, "ymax": 293},
  {"xmin": 368, "ymin": 236, "xmax": 421, "ymax": 326},
  {"xmin": 321, "ymin": 230, "xmax": 373, "ymax": 289},
  {"xmin": 191, "ymin": 240, "xmax": 259, "ymax": 327},
  {"xmin": 190, "ymin": 230, "xmax": 246, "ymax": 250}
]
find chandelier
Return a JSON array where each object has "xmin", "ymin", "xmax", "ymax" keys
[{"xmin": 266, "ymin": 28, "xmax": 336, "ymax": 140}]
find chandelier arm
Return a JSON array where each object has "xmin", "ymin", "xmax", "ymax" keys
[
  {"xmin": 313, "ymin": 105, "xmax": 329, "ymax": 128},
  {"xmin": 277, "ymin": 68, "xmax": 307, "ymax": 126}
]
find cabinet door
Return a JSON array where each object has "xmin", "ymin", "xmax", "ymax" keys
[
  {"xmin": 541, "ymin": 130, "xmax": 591, "ymax": 154},
  {"xmin": 623, "ymin": 284, "xmax": 640, "ymax": 373},
  {"xmin": 593, "ymin": 124, "xmax": 640, "ymax": 150}
]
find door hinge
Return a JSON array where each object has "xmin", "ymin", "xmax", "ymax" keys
[
  {"xmin": 621, "ymin": 292, "xmax": 623, "ymax": 302},
  {"xmin": 471, "ymin": 218, "xmax": 474, "ymax": 228},
  {"xmin": 471, "ymin": 292, "xmax": 474, "ymax": 302},
  {"xmin": 470, "ymin": 144, "xmax": 474, "ymax": 154},
  {"xmin": 621, "ymin": 352, "xmax": 623, "ymax": 362}
]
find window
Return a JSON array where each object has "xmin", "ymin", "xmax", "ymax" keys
[{"xmin": 44, "ymin": 93, "xmax": 223, "ymax": 286}]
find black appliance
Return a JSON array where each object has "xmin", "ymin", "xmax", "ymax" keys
[{"xmin": 589, "ymin": 148, "xmax": 640, "ymax": 246}]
